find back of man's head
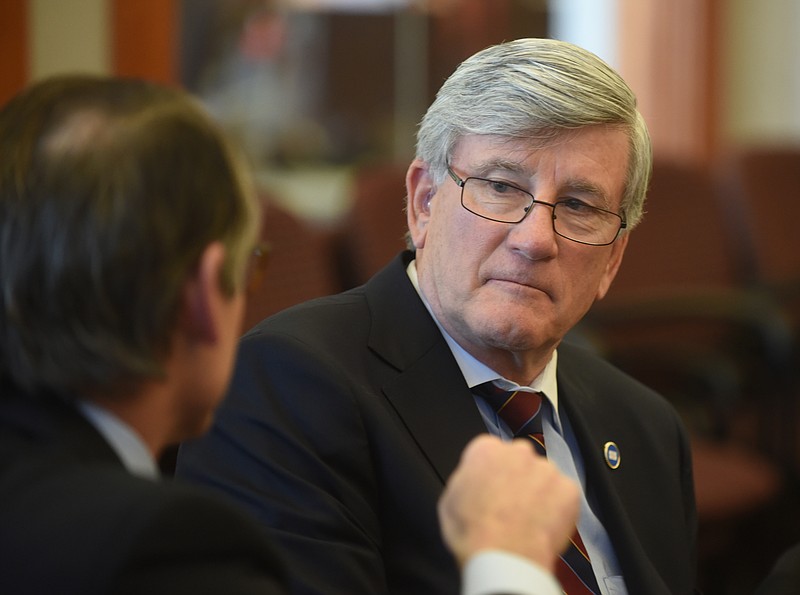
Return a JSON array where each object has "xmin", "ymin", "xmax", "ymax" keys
[{"xmin": 0, "ymin": 75, "xmax": 259, "ymax": 398}]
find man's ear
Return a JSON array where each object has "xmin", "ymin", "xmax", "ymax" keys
[
  {"xmin": 180, "ymin": 242, "xmax": 227, "ymax": 344},
  {"xmin": 406, "ymin": 159, "xmax": 436, "ymax": 250}
]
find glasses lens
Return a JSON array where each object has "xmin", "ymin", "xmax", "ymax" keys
[
  {"xmin": 458, "ymin": 175, "xmax": 622, "ymax": 245},
  {"xmin": 553, "ymin": 202, "xmax": 621, "ymax": 245},
  {"xmin": 461, "ymin": 177, "xmax": 532, "ymax": 223}
]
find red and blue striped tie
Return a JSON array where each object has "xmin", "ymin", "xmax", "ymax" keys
[{"xmin": 474, "ymin": 382, "xmax": 600, "ymax": 595}]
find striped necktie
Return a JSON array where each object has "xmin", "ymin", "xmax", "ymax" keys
[{"xmin": 474, "ymin": 381, "xmax": 600, "ymax": 595}]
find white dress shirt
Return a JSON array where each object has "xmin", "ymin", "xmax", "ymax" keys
[{"xmin": 77, "ymin": 400, "xmax": 159, "ymax": 480}]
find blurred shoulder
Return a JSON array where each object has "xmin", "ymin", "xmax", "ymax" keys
[{"xmin": 1, "ymin": 465, "xmax": 285, "ymax": 595}]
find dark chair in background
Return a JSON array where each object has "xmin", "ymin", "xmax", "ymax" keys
[
  {"xmin": 587, "ymin": 158, "xmax": 792, "ymax": 448},
  {"xmin": 719, "ymin": 145, "xmax": 800, "ymax": 476},
  {"xmin": 243, "ymin": 197, "xmax": 344, "ymax": 332},
  {"xmin": 338, "ymin": 162, "xmax": 409, "ymax": 288},
  {"xmin": 720, "ymin": 145, "xmax": 800, "ymax": 300},
  {"xmin": 582, "ymin": 158, "xmax": 791, "ymax": 594}
]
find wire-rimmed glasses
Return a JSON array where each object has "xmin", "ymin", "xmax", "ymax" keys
[{"xmin": 447, "ymin": 167, "xmax": 626, "ymax": 246}]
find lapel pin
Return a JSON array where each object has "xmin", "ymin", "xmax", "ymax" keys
[{"xmin": 604, "ymin": 441, "xmax": 621, "ymax": 469}]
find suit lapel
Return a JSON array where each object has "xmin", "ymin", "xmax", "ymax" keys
[
  {"xmin": 381, "ymin": 343, "xmax": 486, "ymax": 484},
  {"xmin": 365, "ymin": 252, "xmax": 486, "ymax": 483},
  {"xmin": 558, "ymin": 345, "xmax": 673, "ymax": 594}
]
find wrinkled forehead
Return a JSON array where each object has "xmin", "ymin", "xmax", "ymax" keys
[{"xmin": 449, "ymin": 130, "xmax": 630, "ymax": 209}]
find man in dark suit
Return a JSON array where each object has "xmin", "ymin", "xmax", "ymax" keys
[
  {"xmin": 178, "ymin": 38, "xmax": 698, "ymax": 594},
  {"xmin": 0, "ymin": 74, "xmax": 586, "ymax": 595},
  {"xmin": 0, "ymin": 74, "xmax": 288, "ymax": 594}
]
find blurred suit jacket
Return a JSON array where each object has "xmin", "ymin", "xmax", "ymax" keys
[
  {"xmin": 756, "ymin": 544, "xmax": 800, "ymax": 595},
  {"xmin": 177, "ymin": 251, "xmax": 699, "ymax": 595},
  {"xmin": 0, "ymin": 383, "xmax": 287, "ymax": 595}
]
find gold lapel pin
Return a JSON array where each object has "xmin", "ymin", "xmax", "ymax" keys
[{"xmin": 604, "ymin": 441, "xmax": 621, "ymax": 469}]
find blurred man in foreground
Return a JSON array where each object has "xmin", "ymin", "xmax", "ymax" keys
[
  {"xmin": 177, "ymin": 37, "xmax": 698, "ymax": 595},
  {"xmin": 0, "ymin": 75, "xmax": 581, "ymax": 595}
]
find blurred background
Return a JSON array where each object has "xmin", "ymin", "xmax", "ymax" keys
[{"xmin": 3, "ymin": 1, "xmax": 800, "ymax": 592}]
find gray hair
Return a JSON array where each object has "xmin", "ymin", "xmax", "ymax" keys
[{"xmin": 415, "ymin": 37, "xmax": 651, "ymax": 229}]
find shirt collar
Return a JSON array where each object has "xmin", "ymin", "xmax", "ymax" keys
[
  {"xmin": 77, "ymin": 400, "xmax": 160, "ymax": 480},
  {"xmin": 406, "ymin": 259, "xmax": 560, "ymax": 417}
]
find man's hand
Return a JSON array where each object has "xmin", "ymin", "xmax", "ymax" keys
[{"xmin": 438, "ymin": 434, "xmax": 580, "ymax": 572}]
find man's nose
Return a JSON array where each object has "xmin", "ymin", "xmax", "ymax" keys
[{"xmin": 506, "ymin": 202, "xmax": 559, "ymax": 256}]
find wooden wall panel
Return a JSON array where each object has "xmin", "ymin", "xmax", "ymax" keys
[
  {"xmin": 112, "ymin": 0, "xmax": 178, "ymax": 84},
  {"xmin": 0, "ymin": 0, "xmax": 28, "ymax": 105},
  {"xmin": 618, "ymin": 0, "xmax": 722, "ymax": 166}
]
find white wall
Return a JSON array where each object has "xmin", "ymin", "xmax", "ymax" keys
[
  {"xmin": 549, "ymin": 0, "xmax": 618, "ymax": 68},
  {"xmin": 29, "ymin": 0, "xmax": 109, "ymax": 80},
  {"xmin": 723, "ymin": 0, "xmax": 800, "ymax": 146}
]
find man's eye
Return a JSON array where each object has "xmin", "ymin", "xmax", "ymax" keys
[
  {"xmin": 560, "ymin": 198, "xmax": 594, "ymax": 212},
  {"xmin": 488, "ymin": 181, "xmax": 513, "ymax": 193}
]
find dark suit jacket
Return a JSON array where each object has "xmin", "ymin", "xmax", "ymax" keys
[
  {"xmin": 755, "ymin": 543, "xmax": 800, "ymax": 595},
  {"xmin": 0, "ymin": 385, "xmax": 287, "ymax": 595},
  {"xmin": 177, "ymin": 251, "xmax": 698, "ymax": 595}
]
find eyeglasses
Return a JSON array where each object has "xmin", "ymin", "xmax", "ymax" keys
[
  {"xmin": 245, "ymin": 241, "xmax": 271, "ymax": 295},
  {"xmin": 446, "ymin": 167, "xmax": 626, "ymax": 246}
]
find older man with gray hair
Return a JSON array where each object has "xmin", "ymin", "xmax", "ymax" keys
[{"xmin": 178, "ymin": 38, "xmax": 698, "ymax": 595}]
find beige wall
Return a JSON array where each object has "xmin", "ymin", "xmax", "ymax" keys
[
  {"xmin": 723, "ymin": 0, "xmax": 800, "ymax": 146},
  {"xmin": 29, "ymin": 0, "xmax": 110, "ymax": 80},
  {"xmin": 616, "ymin": 0, "xmax": 719, "ymax": 164}
]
